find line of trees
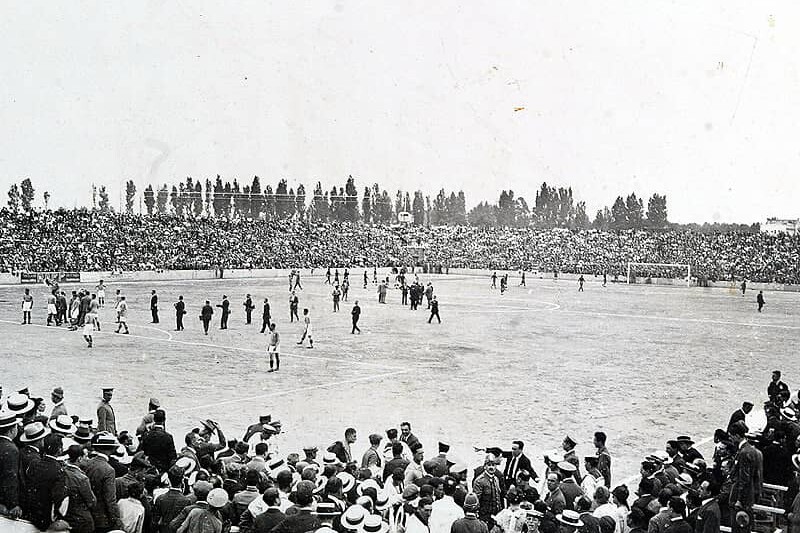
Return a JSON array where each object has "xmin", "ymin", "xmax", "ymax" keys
[{"xmin": 5, "ymin": 177, "xmax": 686, "ymax": 231}]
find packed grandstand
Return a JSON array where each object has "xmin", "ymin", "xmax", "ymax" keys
[{"xmin": 1, "ymin": 210, "xmax": 798, "ymax": 284}]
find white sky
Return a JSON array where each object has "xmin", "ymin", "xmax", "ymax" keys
[{"xmin": 1, "ymin": 1, "xmax": 798, "ymax": 223}]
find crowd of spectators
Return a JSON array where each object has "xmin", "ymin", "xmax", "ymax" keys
[
  {"xmin": 0, "ymin": 371, "xmax": 798, "ymax": 533},
  {"xmin": 1, "ymin": 210, "xmax": 798, "ymax": 284}
]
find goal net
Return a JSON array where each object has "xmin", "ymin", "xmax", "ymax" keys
[{"xmin": 626, "ymin": 262, "xmax": 692, "ymax": 287}]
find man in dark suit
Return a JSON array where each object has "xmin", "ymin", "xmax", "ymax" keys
[
  {"xmin": 139, "ymin": 410, "xmax": 177, "ymax": 473},
  {"xmin": 152, "ymin": 466, "xmax": 192, "ymax": 533},
  {"xmin": 217, "ymin": 295, "xmax": 230, "ymax": 329},
  {"xmin": 260, "ymin": 298, "xmax": 271, "ymax": 333},
  {"xmin": 243, "ymin": 294, "xmax": 255, "ymax": 325},
  {"xmin": 253, "ymin": 487, "xmax": 286, "ymax": 533},
  {"xmin": 200, "ymin": 300, "xmax": 213, "ymax": 335},
  {"xmin": 0, "ymin": 412, "xmax": 21, "ymax": 519},
  {"xmin": 695, "ymin": 480, "xmax": 721, "ymax": 533},
  {"xmin": 768, "ymin": 370, "xmax": 789, "ymax": 404},
  {"xmin": 270, "ymin": 481, "xmax": 320, "ymax": 533},
  {"xmin": 174, "ymin": 295, "xmax": 186, "ymax": 331},
  {"xmin": 728, "ymin": 421, "xmax": 763, "ymax": 533},
  {"xmin": 27, "ymin": 433, "xmax": 67, "ymax": 530},
  {"xmin": 429, "ymin": 441, "xmax": 451, "ymax": 478},
  {"xmin": 400, "ymin": 422, "xmax": 421, "ymax": 451},
  {"xmin": 82, "ymin": 433, "xmax": 123, "ymax": 532},
  {"xmin": 150, "ymin": 290, "xmax": 159, "ymax": 323},
  {"xmin": 728, "ymin": 402, "xmax": 753, "ymax": 432},
  {"xmin": 497, "ymin": 440, "xmax": 536, "ymax": 487}
]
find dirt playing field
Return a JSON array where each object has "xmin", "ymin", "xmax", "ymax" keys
[{"xmin": 0, "ymin": 271, "xmax": 796, "ymax": 486}]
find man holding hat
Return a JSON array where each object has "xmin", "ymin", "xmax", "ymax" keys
[
  {"xmin": 49, "ymin": 388, "xmax": 67, "ymax": 421},
  {"xmin": 82, "ymin": 433, "xmax": 123, "ymax": 532},
  {"xmin": 0, "ymin": 411, "xmax": 22, "ymax": 519},
  {"xmin": 97, "ymin": 388, "xmax": 116, "ymax": 436},
  {"xmin": 451, "ymin": 493, "xmax": 488, "ymax": 533}
]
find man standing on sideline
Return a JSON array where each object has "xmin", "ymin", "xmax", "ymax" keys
[
  {"xmin": 297, "ymin": 308, "xmax": 314, "ymax": 348},
  {"xmin": 21, "ymin": 288, "xmax": 33, "ymax": 325},
  {"xmin": 50, "ymin": 388, "xmax": 67, "ymax": 420},
  {"xmin": 150, "ymin": 289, "xmax": 159, "ymax": 323},
  {"xmin": 491, "ymin": 272, "xmax": 497, "ymax": 289},
  {"xmin": 768, "ymin": 371, "xmax": 789, "ymax": 405},
  {"xmin": 218, "ymin": 295, "xmax": 230, "ymax": 329},
  {"xmin": 728, "ymin": 421, "xmax": 762, "ymax": 533},
  {"xmin": 351, "ymin": 300, "xmax": 362, "ymax": 334},
  {"xmin": 428, "ymin": 296, "xmax": 441, "ymax": 324},
  {"xmin": 289, "ymin": 292, "xmax": 299, "ymax": 322},
  {"xmin": 594, "ymin": 431, "xmax": 611, "ymax": 488},
  {"xmin": 97, "ymin": 387, "xmax": 117, "ymax": 435},
  {"xmin": 243, "ymin": 294, "xmax": 255, "ymax": 325},
  {"xmin": 115, "ymin": 296, "xmax": 130, "ymax": 334},
  {"xmin": 267, "ymin": 323, "xmax": 280, "ymax": 372},
  {"xmin": 401, "ymin": 283, "xmax": 409, "ymax": 306},
  {"xmin": 578, "ymin": 275, "xmax": 585, "ymax": 292},
  {"xmin": 260, "ymin": 298, "xmax": 271, "ymax": 333},
  {"xmin": 174, "ymin": 295, "xmax": 186, "ymax": 331},
  {"xmin": 757, "ymin": 291, "xmax": 765, "ymax": 312},
  {"xmin": 294, "ymin": 270, "xmax": 303, "ymax": 291},
  {"xmin": 201, "ymin": 300, "xmax": 214, "ymax": 335},
  {"xmin": 520, "ymin": 272, "xmax": 526, "ymax": 287}
]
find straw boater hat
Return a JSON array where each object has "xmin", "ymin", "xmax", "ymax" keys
[
  {"xmin": 338, "ymin": 471, "xmax": 356, "ymax": 493},
  {"xmin": 20, "ymin": 422, "xmax": 50, "ymax": 443},
  {"xmin": 92, "ymin": 432, "xmax": 119, "ymax": 451},
  {"xmin": 357, "ymin": 478, "xmax": 381, "ymax": 496},
  {"xmin": 207, "ymin": 488, "xmax": 229, "ymax": 508},
  {"xmin": 6, "ymin": 393, "xmax": 35, "ymax": 417},
  {"xmin": 313, "ymin": 502, "xmax": 342, "ymax": 517},
  {"xmin": 791, "ymin": 454, "xmax": 800, "ymax": 471},
  {"xmin": 557, "ymin": 510, "xmax": 585, "ymax": 528},
  {"xmin": 0, "ymin": 411, "xmax": 18, "ymax": 430},
  {"xmin": 341, "ymin": 505, "xmax": 367, "ymax": 531},
  {"xmin": 676, "ymin": 473, "xmax": 693, "ymax": 488},
  {"xmin": 50, "ymin": 415, "xmax": 77, "ymax": 435},
  {"xmin": 361, "ymin": 515, "xmax": 389, "ymax": 533}
]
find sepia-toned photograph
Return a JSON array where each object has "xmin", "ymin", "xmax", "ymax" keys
[{"xmin": 0, "ymin": 2, "xmax": 797, "ymax": 533}]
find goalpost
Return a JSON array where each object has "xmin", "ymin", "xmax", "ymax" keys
[{"xmin": 626, "ymin": 262, "xmax": 692, "ymax": 287}]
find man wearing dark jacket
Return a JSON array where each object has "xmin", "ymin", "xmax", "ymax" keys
[
  {"xmin": 728, "ymin": 402, "xmax": 753, "ymax": 432},
  {"xmin": 695, "ymin": 481, "xmax": 721, "ymax": 533},
  {"xmin": 27, "ymin": 434, "xmax": 67, "ymax": 530},
  {"xmin": 81, "ymin": 433, "xmax": 123, "ymax": 532},
  {"xmin": 0, "ymin": 412, "xmax": 21, "ymax": 519},
  {"xmin": 139, "ymin": 410, "xmax": 177, "ymax": 473},
  {"xmin": 451, "ymin": 493, "xmax": 488, "ymax": 533},
  {"xmin": 260, "ymin": 298, "xmax": 271, "ymax": 333},
  {"xmin": 174, "ymin": 296, "xmax": 186, "ymax": 331},
  {"xmin": 218, "ymin": 295, "xmax": 231, "ymax": 329},
  {"xmin": 200, "ymin": 301, "xmax": 213, "ymax": 335},
  {"xmin": 728, "ymin": 421, "xmax": 763, "ymax": 533},
  {"xmin": 253, "ymin": 487, "xmax": 286, "ymax": 533},
  {"xmin": 151, "ymin": 467, "xmax": 192, "ymax": 533},
  {"xmin": 150, "ymin": 290, "xmax": 159, "ymax": 323},
  {"xmin": 270, "ymin": 481, "xmax": 320, "ymax": 533}
]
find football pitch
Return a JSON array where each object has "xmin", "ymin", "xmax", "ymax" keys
[{"xmin": 0, "ymin": 272, "xmax": 797, "ymax": 484}]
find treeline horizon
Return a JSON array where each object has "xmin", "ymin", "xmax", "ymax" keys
[{"xmin": 4, "ymin": 176, "xmax": 760, "ymax": 233}]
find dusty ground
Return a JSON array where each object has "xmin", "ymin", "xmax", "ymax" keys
[{"xmin": 0, "ymin": 272, "xmax": 796, "ymax": 485}]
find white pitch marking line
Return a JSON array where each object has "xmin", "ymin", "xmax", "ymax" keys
[{"xmin": 119, "ymin": 369, "xmax": 411, "ymax": 422}]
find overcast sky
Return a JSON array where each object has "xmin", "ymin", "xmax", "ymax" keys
[{"xmin": 1, "ymin": 1, "xmax": 797, "ymax": 223}]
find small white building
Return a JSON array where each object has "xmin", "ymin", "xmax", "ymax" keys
[{"xmin": 762, "ymin": 217, "xmax": 799, "ymax": 236}]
